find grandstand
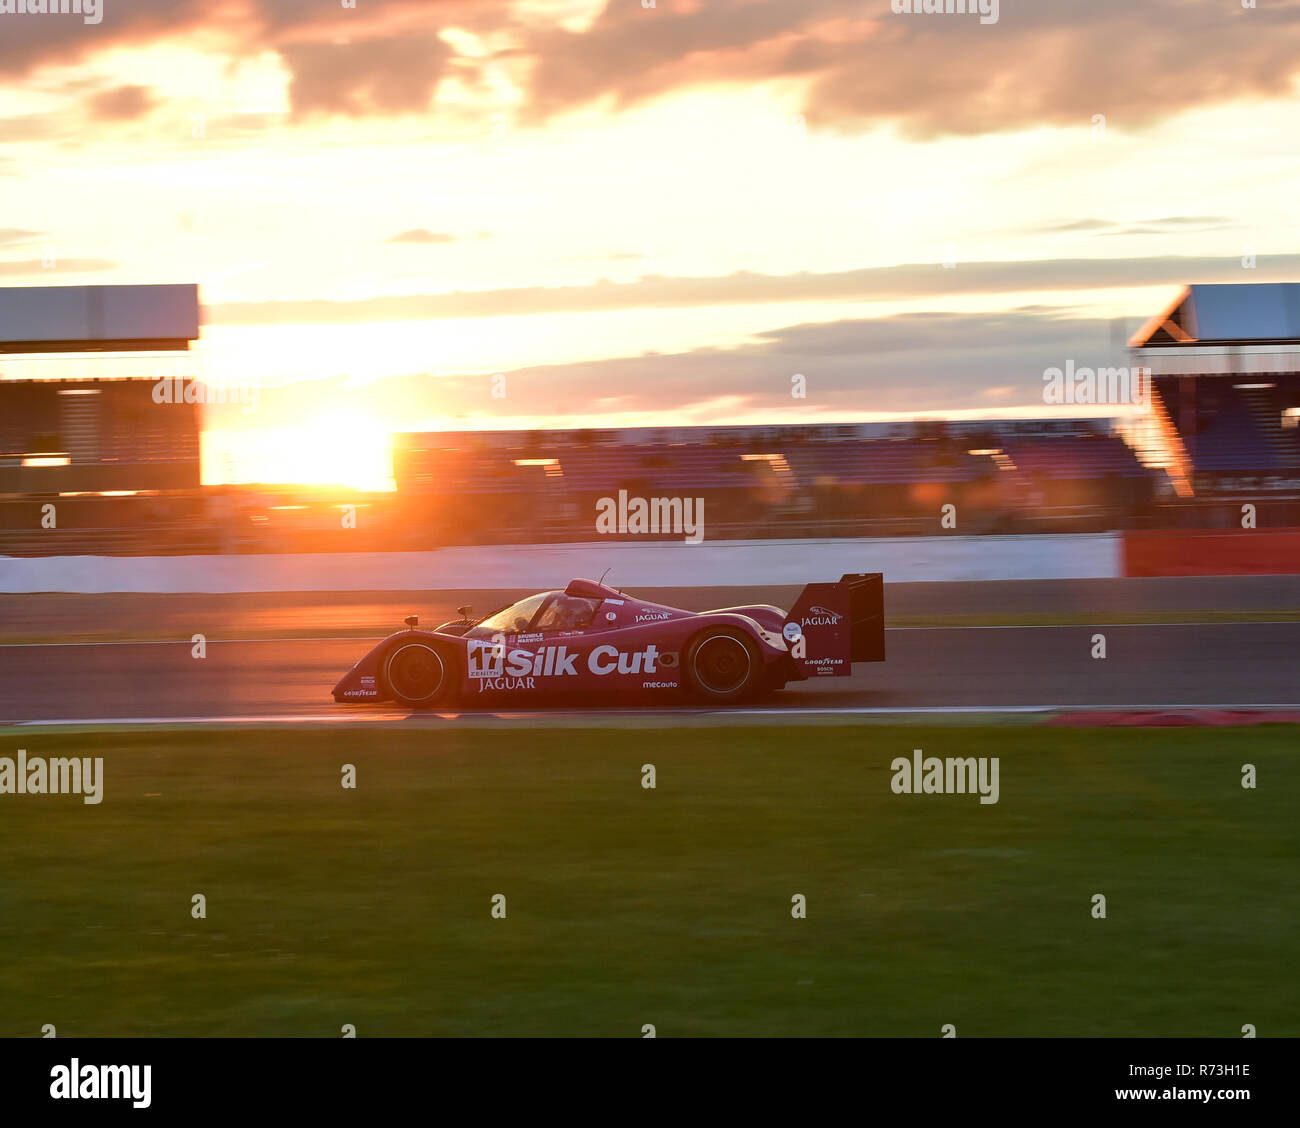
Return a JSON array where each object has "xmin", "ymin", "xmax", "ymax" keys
[
  {"xmin": 10, "ymin": 279, "xmax": 1299, "ymax": 556},
  {"xmin": 0, "ymin": 377, "xmax": 207, "ymax": 555},
  {"xmin": 1131, "ymin": 282, "xmax": 1300, "ymax": 520},
  {"xmin": 0, "ymin": 285, "xmax": 206, "ymax": 555},
  {"xmin": 393, "ymin": 419, "xmax": 1158, "ymax": 545},
  {"xmin": 0, "ymin": 378, "xmax": 200, "ymax": 491}
]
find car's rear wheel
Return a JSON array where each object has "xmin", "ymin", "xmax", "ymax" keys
[
  {"xmin": 683, "ymin": 628, "xmax": 762, "ymax": 703},
  {"xmin": 380, "ymin": 639, "xmax": 457, "ymax": 707}
]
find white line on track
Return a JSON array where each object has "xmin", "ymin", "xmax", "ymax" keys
[
  {"xmin": 4, "ymin": 703, "xmax": 1300, "ymax": 727},
  {"xmin": 0, "ymin": 636, "xmax": 387, "ymax": 648},
  {"xmin": 3, "ymin": 621, "xmax": 1299, "ymax": 648},
  {"xmin": 888, "ymin": 621, "xmax": 1300, "ymax": 630}
]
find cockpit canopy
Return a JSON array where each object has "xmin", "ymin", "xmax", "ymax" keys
[{"xmin": 471, "ymin": 590, "xmax": 601, "ymax": 636}]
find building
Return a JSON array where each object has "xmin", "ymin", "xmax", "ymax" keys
[{"xmin": 1131, "ymin": 283, "xmax": 1300, "ymax": 501}]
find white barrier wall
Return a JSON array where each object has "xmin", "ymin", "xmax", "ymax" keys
[{"xmin": 0, "ymin": 534, "xmax": 1123, "ymax": 593}]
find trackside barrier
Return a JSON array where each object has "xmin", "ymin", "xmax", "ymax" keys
[
  {"xmin": 0, "ymin": 534, "xmax": 1123, "ymax": 593},
  {"xmin": 1122, "ymin": 528, "xmax": 1300, "ymax": 577}
]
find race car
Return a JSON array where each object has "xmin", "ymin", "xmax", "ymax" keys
[{"xmin": 332, "ymin": 573, "xmax": 885, "ymax": 707}]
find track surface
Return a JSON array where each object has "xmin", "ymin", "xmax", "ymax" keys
[
  {"xmin": 5, "ymin": 576, "xmax": 1300, "ymax": 644},
  {"xmin": 4, "ymin": 621, "xmax": 1298, "ymax": 723}
]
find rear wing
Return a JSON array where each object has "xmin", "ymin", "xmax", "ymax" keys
[{"xmin": 782, "ymin": 573, "xmax": 885, "ymax": 677}]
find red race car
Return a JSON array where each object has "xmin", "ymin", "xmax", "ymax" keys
[{"xmin": 332, "ymin": 573, "xmax": 884, "ymax": 707}]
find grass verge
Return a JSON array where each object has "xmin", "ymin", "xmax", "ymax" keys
[{"xmin": 0, "ymin": 725, "xmax": 1294, "ymax": 1036}]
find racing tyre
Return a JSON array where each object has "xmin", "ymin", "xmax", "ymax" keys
[
  {"xmin": 683, "ymin": 628, "xmax": 762, "ymax": 703},
  {"xmin": 380, "ymin": 639, "xmax": 457, "ymax": 708}
]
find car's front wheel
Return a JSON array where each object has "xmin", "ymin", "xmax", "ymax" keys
[
  {"xmin": 682, "ymin": 628, "xmax": 762, "ymax": 703},
  {"xmin": 380, "ymin": 639, "xmax": 457, "ymax": 707}
]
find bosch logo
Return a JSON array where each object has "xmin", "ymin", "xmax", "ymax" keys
[{"xmin": 658, "ymin": 651, "xmax": 679, "ymax": 669}]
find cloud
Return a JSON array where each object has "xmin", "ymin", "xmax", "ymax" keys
[
  {"xmin": 206, "ymin": 252, "xmax": 1300, "ymax": 326},
  {"xmin": 87, "ymin": 84, "xmax": 156, "ymax": 122},
  {"xmin": 519, "ymin": 0, "xmax": 1300, "ymax": 138},
  {"xmin": 0, "ymin": 0, "xmax": 213, "ymax": 78},
  {"xmin": 0, "ymin": 228, "xmax": 43, "ymax": 246},
  {"xmin": 470, "ymin": 306, "xmax": 1138, "ymax": 419},
  {"xmin": 4, "ymin": 0, "xmax": 1300, "ymax": 138},
  {"xmin": 0, "ymin": 113, "xmax": 61, "ymax": 142},
  {"xmin": 0, "ymin": 258, "xmax": 118, "ymax": 275},
  {"xmin": 221, "ymin": 306, "xmax": 1137, "ymax": 430},
  {"xmin": 1042, "ymin": 220, "xmax": 1114, "ymax": 234},
  {"xmin": 386, "ymin": 228, "xmax": 457, "ymax": 244},
  {"xmin": 0, "ymin": 2, "xmax": 473, "ymax": 118},
  {"xmin": 1037, "ymin": 216, "xmax": 1236, "ymax": 237},
  {"xmin": 279, "ymin": 31, "xmax": 454, "ymax": 117},
  {"xmin": 1149, "ymin": 216, "xmax": 1236, "ymax": 228}
]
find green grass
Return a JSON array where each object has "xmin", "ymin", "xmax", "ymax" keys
[
  {"xmin": 895, "ymin": 609, "xmax": 1300, "ymax": 628},
  {"xmin": 0, "ymin": 726, "xmax": 1295, "ymax": 1037}
]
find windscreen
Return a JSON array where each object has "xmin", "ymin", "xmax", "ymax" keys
[{"xmin": 474, "ymin": 592, "xmax": 551, "ymax": 634}]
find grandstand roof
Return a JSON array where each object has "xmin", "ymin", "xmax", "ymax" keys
[
  {"xmin": 1130, "ymin": 282, "xmax": 1300, "ymax": 348},
  {"xmin": 0, "ymin": 284, "xmax": 199, "ymax": 353}
]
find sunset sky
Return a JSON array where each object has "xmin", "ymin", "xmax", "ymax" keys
[{"xmin": 4, "ymin": 0, "xmax": 1300, "ymax": 488}]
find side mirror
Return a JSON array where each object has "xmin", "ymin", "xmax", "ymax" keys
[
  {"xmin": 456, "ymin": 604, "xmax": 472, "ymax": 620},
  {"xmin": 404, "ymin": 614, "xmax": 419, "ymax": 629}
]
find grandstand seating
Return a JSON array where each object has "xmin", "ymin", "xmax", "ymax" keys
[
  {"xmin": 998, "ymin": 433, "xmax": 1150, "ymax": 479},
  {"xmin": 383, "ymin": 422, "xmax": 1161, "ymax": 545},
  {"xmin": 1153, "ymin": 374, "xmax": 1300, "ymax": 475},
  {"xmin": 0, "ymin": 379, "xmax": 200, "ymax": 494},
  {"xmin": 396, "ymin": 428, "xmax": 1148, "ymax": 492},
  {"xmin": 0, "ymin": 393, "xmax": 1238, "ymax": 555}
]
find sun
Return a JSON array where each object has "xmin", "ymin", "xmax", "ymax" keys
[{"xmin": 203, "ymin": 411, "xmax": 395, "ymax": 491}]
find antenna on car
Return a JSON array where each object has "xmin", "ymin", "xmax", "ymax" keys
[{"xmin": 598, "ymin": 567, "xmax": 612, "ymax": 587}]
